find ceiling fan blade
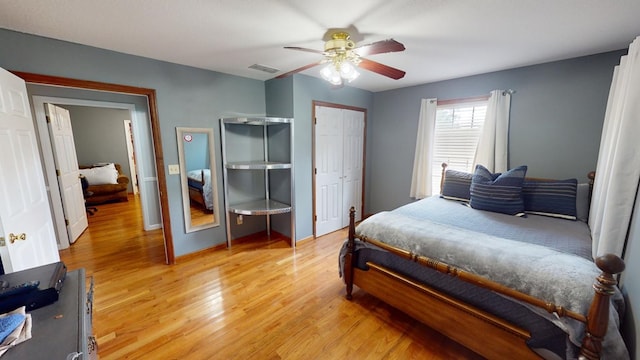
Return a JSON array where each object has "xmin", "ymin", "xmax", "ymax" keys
[
  {"xmin": 283, "ymin": 46, "xmax": 325, "ymax": 55},
  {"xmin": 354, "ymin": 39, "xmax": 405, "ymax": 56},
  {"xmin": 358, "ymin": 58, "xmax": 406, "ymax": 80},
  {"xmin": 275, "ymin": 60, "xmax": 325, "ymax": 79}
]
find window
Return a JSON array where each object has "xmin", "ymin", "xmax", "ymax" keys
[{"xmin": 431, "ymin": 100, "xmax": 487, "ymax": 193}]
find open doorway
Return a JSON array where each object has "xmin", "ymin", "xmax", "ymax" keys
[
  {"xmin": 32, "ymin": 98, "xmax": 153, "ymax": 248},
  {"xmin": 14, "ymin": 71, "xmax": 175, "ymax": 264}
]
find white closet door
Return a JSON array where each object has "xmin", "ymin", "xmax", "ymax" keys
[
  {"xmin": 341, "ymin": 109, "xmax": 364, "ymax": 227},
  {"xmin": 315, "ymin": 106, "xmax": 343, "ymax": 236},
  {"xmin": 314, "ymin": 105, "xmax": 365, "ymax": 237}
]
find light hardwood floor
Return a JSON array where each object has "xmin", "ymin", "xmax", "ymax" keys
[
  {"xmin": 60, "ymin": 195, "xmax": 483, "ymax": 359},
  {"xmin": 190, "ymin": 204, "xmax": 216, "ymax": 228}
]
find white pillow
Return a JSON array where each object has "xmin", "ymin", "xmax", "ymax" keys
[{"xmin": 80, "ymin": 163, "xmax": 118, "ymax": 185}]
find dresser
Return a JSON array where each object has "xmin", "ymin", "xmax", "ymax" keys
[{"xmin": 3, "ymin": 268, "xmax": 95, "ymax": 359}]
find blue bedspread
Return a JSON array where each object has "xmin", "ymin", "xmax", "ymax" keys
[{"xmin": 393, "ymin": 196, "xmax": 593, "ymax": 260}]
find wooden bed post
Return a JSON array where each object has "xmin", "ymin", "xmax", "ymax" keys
[
  {"xmin": 440, "ymin": 162, "xmax": 448, "ymax": 193},
  {"xmin": 579, "ymin": 254, "xmax": 625, "ymax": 360},
  {"xmin": 345, "ymin": 206, "xmax": 356, "ymax": 300}
]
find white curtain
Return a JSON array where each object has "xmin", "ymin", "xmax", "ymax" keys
[
  {"xmin": 473, "ymin": 90, "xmax": 511, "ymax": 173},
  {"xmin": 589, "ymin": 36, "xmax": 640, "ymax": 258},
  {"xmin": 410, "ymin": 98, "xmax": 437, "ymax": 199}
]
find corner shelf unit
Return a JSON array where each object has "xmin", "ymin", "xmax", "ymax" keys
[{"xmin": 220, "ymin": 117, "xmax": 295, "ymax": 247}]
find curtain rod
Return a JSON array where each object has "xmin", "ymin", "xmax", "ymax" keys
[
  {"xmin": 436, "ymin": 95, "xmax": 489, "ymax": 106},
  {"xmin": 434, "ymin": 89, "xmax": 516, "ymax": 106}
]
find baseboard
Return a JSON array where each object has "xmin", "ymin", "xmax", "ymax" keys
[
  {"xmin": 174, "ymin": 242, "xmax": 226, "ymax": 263},
  {"xmin": 295, "ymin": 235, "xmax": 314, "ymax": 245}
]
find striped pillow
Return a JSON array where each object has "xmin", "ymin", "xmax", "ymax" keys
[
  {"xmin": 470, "ymin": 165, "xmax": 527, "ymax": 216},
  {"xmin": 441, "ymin": 169, "xmax": 473, "ymax": 202},
  {"xmin": 522, "ymin": 179, "xmax": 578, "ymax": 220}
]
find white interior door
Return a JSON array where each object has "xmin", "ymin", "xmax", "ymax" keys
[
  {"xmin": 45, "ymin": 103, "xmax": 87, "ymax": 243},
  {"xmin": 314, "ymin": 105, "xmax": 365, "ymax": 237},
  {"xmin": 0, "ymin": 68, "xmax": 60, "ymax": 273},
  {"xmin": 123, "ymin": 119, "xmax": 139, "ymax": 195},
  {"xmin": 341, "ymin": 109, "xmax": 364, "ymax": 227},
  {"xmin": 315, "ymin": 106, "xmax": 343, "ymax": 236}
]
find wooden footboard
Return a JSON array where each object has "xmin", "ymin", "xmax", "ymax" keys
[
  {"xmin": 344, "ymin": 207, "xmax": 625, "ymax": 360},
  {"xmin": 188, "ymin": 186, "xmax": 206, "ymax": 207},
  {"xmin": 354, "ymin": 262, "xmax": 537, "ymax": 359},
  {"xmin": 188, "ymin": 169, "xmax": 209, "ymax": 211}
]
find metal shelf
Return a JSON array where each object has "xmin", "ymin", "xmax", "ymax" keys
[
  {"xmin": 225, "ymin": 161, "xmax": 291, "ymax": 170},
  {"xmin": 220, "ymin": 116, "xmax": 295, "ymax": 248},
  {"xmin": 228, "ymin": 199, "xmax": 292, "ymax": 216},
  {"xmin": 221, "ymin": 117, "xmax": 292, "ymax": 125}
]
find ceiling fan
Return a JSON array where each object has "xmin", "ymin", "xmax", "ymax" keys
[{"xmin": 276, "ymin": 31, "xmax": 406, "ymax": 86}]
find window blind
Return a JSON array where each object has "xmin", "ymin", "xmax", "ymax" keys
[{"xmin": 432, "ymin": 101, "xmax": 487, "ymax": 193}]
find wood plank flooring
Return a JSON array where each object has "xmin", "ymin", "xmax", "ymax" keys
[
  {"xmin": 60, "ymin": 195, "xmax": 483, "ymax": 359},
  {"xmin": 190, "ymin": 203, "xmax": 216, "ymax": 228}
]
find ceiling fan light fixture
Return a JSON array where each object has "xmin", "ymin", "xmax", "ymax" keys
[
  {"xmin": 320, "ymin": 54, "xmax": 359, "ymax": 85},
  {"xmin": 279, "ymin": 30, "xmax": 405, "ymax": 85},
  {"xmin": 340, "ymin": 61, "xmax": 360, "ymax": 82},
  {"xmin": 320, "ymin": 64, "xmax": 343, "ymax": 85}
]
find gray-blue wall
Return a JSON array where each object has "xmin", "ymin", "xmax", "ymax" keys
[
  {"xmin": 366, "ymin": 50, "xmax": 626, "ymax": 213},
  {"xmin": 183, "ymin": 132, "xmax": 209, "ymax": 172}
]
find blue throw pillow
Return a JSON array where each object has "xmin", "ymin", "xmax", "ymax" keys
[
  {"xmin": 522, "ymin": 179, "xmax": 578, "ymax": 220},
  {"xmin": 470, "ymin": 165, "xmax": 527, "ymax": 216},
  {"xmin": 440, "ymin": 169, "xmax": 473, "ymax": 202}
]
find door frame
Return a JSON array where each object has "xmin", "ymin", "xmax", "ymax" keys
[
  {"xmin": 11, "ymin": 71, "xmax": 175, "ymax": 265},
  {"xmin": 312, "ymin": 100, "xmax": 367, "ymax": 237}
]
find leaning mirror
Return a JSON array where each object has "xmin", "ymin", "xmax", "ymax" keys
[{"xmin": 176, "ymin": 127, "xmax": 220, "ymax": 233}]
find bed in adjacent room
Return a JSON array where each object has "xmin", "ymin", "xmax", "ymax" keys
[
  {"xmin": 340, "ymin": 164, "xmax": 628, "ymax": 359},
  {"xmin": 187, "ymin": 169, "xmax": 214, "ymax": 212}
]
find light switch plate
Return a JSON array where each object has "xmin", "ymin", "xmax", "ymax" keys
[{"xmin": 168, "ymin": 164, "xmax": 180, "ymax": 175}]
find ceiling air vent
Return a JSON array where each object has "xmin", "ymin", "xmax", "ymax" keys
[{"xmin": 249, "ymin": 64, "xmax": 279, "ymax": 74}]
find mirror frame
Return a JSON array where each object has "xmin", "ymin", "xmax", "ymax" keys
[{"xmin": 176, "ymin": 127, "xmax": 220, "ymax": 233}]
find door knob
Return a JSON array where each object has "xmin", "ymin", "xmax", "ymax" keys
[{"xmin": 9, "ymin": 233, "xmax": 26, "ymax": 244}]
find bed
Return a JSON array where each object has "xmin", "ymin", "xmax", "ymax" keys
[
  {"xmin": 340, "ymin": 164, "xmax": 628, "ymax": 359},
  {"xmin": 187, "ymin": 169, "xmax": 214, "ymax": 212}
]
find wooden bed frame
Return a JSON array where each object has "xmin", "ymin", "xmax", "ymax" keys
[
  {"xmin": 188, "ymin": 169, "xmax": 210, "ymax": 212},
  {"xmin": 343, "ymin": 167, "xmax": 625, "ymax": 359}
]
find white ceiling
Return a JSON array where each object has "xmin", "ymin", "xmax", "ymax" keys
[{"xmin": 1, "ymin": 0, "xmax": 639, "ymax": 92}]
